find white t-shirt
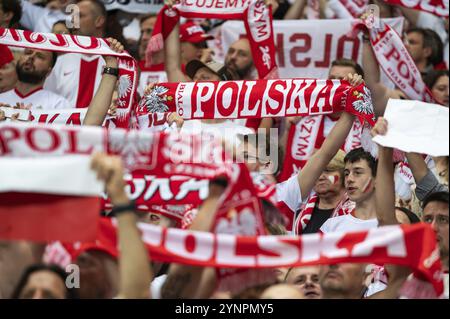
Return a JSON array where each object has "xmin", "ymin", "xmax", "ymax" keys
[
  {"xmin": 44, "ymin": 53, "xmax": 105, "ymax": 108},
  {"xmin": 20, "ymin": 0, "xmax": 68, "ymax": 33},
  {"xmin": 320, "ymin": 214, "xmax": 378, "ymax": 233},
  {"xmin": 0, "ymin": 87, "xmax": 71, "ymax": 110},
  {"xmin": 276, "ymin": 174, "xmax": 302, "ymax": 231},
  {"xmin": 150, "ymin": 274, "xmax": 167, "ymax": 299}
]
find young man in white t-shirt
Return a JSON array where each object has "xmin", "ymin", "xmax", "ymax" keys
[
  {"xmin": 0, "ymin": 48, "xmax": 71, "ymax": 110},
  {"xmin": 320, "ymin": 148, "xmax": 379, "ymax": 233}
]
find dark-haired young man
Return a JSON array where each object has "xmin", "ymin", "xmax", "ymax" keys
[
  {"xmin": 0, "ymin": 48, "xmax": 70, "ymax": 110},
  {"xmin": 320, "ymin": 148, "xmax": 378, "ymax": 233}
]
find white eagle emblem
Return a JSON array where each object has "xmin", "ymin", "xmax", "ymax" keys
[
  {"xmin": 351, "ymin": 86, "xmax": 375, "ymax": 118},
  {"xmin": 116, "ymin": 74, "xmax": 132, "ymax": 107},
  {"xmin": 108, "ymin": 130, "xmax": 155, "ymax": 169},
  {"xmin": 139, "ymin": 85, "xmax": 171, "ymax": 114}
]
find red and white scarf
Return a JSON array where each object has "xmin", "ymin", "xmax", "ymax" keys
[
  {"xmin": 76, "ymin": 218, "xmax": 444, "ymax": 296},
  {"xmin": 0, "ymin": 28, "xmax": 138, "ymax": 128},
  {"xmin": 146, "ymin": 0, "xmax": 278, "ymax": 79},
  {"xmin": 352, "ymin": 20, "xmax": 436, "ymax": 103},
  {"xmin": 293, "ymin": 193, "xmax": 355, "ymax": 235},
  {"xmin": 136, "ymin": 79, "xmax": 376, "ymax": 124},
  {"xmin": 278, "ymin": 115, "xmax": 362, "ymax": 183},
  {"xmin": 329, "ymin": 0, "xmax": 369, "ymax": 18},
  {"xmin": 383, "ymin": 0, "xmax": 449, "ymax": 17}
]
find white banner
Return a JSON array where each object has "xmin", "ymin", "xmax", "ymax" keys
[
  {"xmin": 373, "ymin": 99, "xmax": 449, "ymax": 157},
  {"xmin": 219, "ymin": 18, "xmax": 404, "ymax": 80},
  {"xmin": 102, "ymin": 0, "xmax": 164, "ymax": 14}
]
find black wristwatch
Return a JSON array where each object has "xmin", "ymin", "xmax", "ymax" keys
[
  {"xmin": 103, "ymin": 66, "xmax": 119, "ymax": 77},
  {"xmin": 110, "ymin": 200, "xmax": 136, "ymax": 216}
]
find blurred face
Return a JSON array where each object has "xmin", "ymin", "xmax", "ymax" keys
[
  {"xmin": 404, "ymin": 32, "xmax": 429, "ymax": 64},
  {"xmin": 140, "ymin": 16, "xmax": 157, "ymax": 50},
  {"xmin": 423, "ymin": 201, "xmax": 449, "ymax": 265},
  {"xmin": 344, "ymin": 159, "xmax": 375, "ymax": 203},
  {"xmin": 0, "ymin": 61, "xmax": 17, "ymax": 92},
  {"xmin": 0, "ymin": 4, "xmax": 12, "ymax": 28},
  {"xmin": 72, "ymin": 1, "xmax": 103, "ymax": 37},
  {"xmin": 236, "ymin": 140, "xmax": 265, "ymax": 172},
  {"xmin": 16, "ymin": 49, "xmax": 54, "ymax": 84},
  {"xmin": 319, "ymin": 263, "xmax": 366, "ymax": 298},
  {"xmin": 52, "ymin": 22, "xmax": 70, "ymax": 35},
  {"xmin": 19, "ymin": 270, "xmax": 66, "ymax": 299},
  {"xmin": 285, "ymin": 266, "xmax": 322, "ymax": 299},
  {"xmin": 139, "ymin": 212, "xmax": 175, "ymax": 228},
  {"xmin": 181, "ymin": 42, "xmax": 202, "ymax": 65},
  {"xmin": 313, "ymin": 168, "xmax": 343, "ymax": 196},
  {"xmin": 431, "ymin": 75, "xmax": 449, "ymax": 107},
  {"xmin": 328, "ymin": 65, "xmax": 356, "ymax": 80},
  {"xmin": 225, "ymin": 38, "xmax": 253, "ymax": 79},
  {"xmin": 76, "ymin": 251, "xmax": 116, "ymax": 299},
  {"xmin": 193, "ymin": 67, "xmax": 220, "ymax": 82},
  {"xmin": 260, "ymin": 284, "xmax": 304, "ymax": 299}
]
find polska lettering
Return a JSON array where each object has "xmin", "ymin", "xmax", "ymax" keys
[
  {"xmin": 383, "ymin": 0, "xmax": 449, "ymax": 17},
  {"xmin": 142, "ymin": 79, "xmax": 375, "ymax": 123}
]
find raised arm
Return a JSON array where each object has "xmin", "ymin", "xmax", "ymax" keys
[
  {"xmin": 371, "ymin": 117, "xmax": 398, "ymax": 225},
  {"xmin": 283, "ymin": 0, "xmax": 306, "ymax": 20},
  {"xmin": 83, "ymin": 39, "xmax": 123, "ymax": 126},
  {"xmin": 298, "ymin": 110, "xmax": 356, "ymax": 200},
  {"xmin": 161, "ymin": 182, "xmax": 225, "ymax": 299},
  {"xmin": 361, "ymin": 34, "xmax": 392, "ymax": 116},
  {"xmin": 164, "ymin": 14, "xmax": 189, "ymax": 83},
  {"xmin": 91, "ymin": 153, "xmax": 152, "ymax": 299}
]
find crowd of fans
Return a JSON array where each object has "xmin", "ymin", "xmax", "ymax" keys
[{"xmin": 0, "ymin": 0, "xmax": 448, "ymax": 300}]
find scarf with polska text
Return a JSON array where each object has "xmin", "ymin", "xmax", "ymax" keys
[
  {"xmin": 351, "ymin": 20, "xmax": 437, "ymax": 104},
  {"xmin": 136, "ymin": 79, "xmax": 376, "ymax": 125},
  {"xmin": 0, "ymin": 28, "xmax": 138, "ymax": 128},
  {"xmin": 146, "ymin": 0, "xmax": 278, "ymax": 79},
  {"xmin": 277, "ymin": 115, "xmax": 362, "ymax": 183},
  {"xmin": 383, "ymin": 0, "xmax": 449, "ymax": 18},
  {"xmin": 81, "ymin": 218, "xmax": 445, "ymax": 297}
]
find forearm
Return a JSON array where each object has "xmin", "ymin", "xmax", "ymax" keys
[
  {"xmin": 162, "ymin": 192, "xmax": 222, "ymax": 299},
  {"xmin": 376, "ymin": 146, "xmax": 398, "ymax": 225},
  {"xmin": 298, "ymin": 112, "xmax": 354, "ymax": 198},
  {"xmin": 405, "ymin": 152, "xmax": 429, "ymax": 183},
  {"xmin": 397, "ymin": 7, "xmax": 420, "ymax": 27},
  {"xmin": 83, "ymin": 74, "xmax": 116, "ymax": 126},
  {"xmin": 164, "ymin": 23, "xmax": 188, "ymax": 83},
  {"xmin": 362, "ymin": 41, "xmax": 389, "ymax": 115},
  {"xmin": 284, "ymin": 0, "xmax": 306, "ymax": 20},
  {"xmin": 117, "ymin": 211, "xmax": 152, "ymax": 299}
]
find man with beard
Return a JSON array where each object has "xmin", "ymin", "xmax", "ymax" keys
[
  {"xmin": 224, "ymin": 38, "xmax": 256, "ymax": 80},
  {"xmin": 0, "ymin": 48, "xmax": 70, "ymax": 110}
]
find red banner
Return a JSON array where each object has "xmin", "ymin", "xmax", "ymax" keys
[{"xmin": 384, "ymin": 0, "xmax": 449, "ymax": 17}]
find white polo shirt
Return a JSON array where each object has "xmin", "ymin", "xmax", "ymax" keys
[{"xmin": 0, "ymin": 87, "xmax": 71, "ymax": 110}]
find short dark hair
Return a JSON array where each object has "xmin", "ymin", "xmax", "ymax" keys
[
  {"xmin": 80, "ymin": 0, "xmax": 106, "ymax": 18},
  {"xmin": 344, "ymin": 148, "xmax": 377, "ymax": 177},
  {"xmin": 422, "ymin": 191, "xmax": 450, "ymax": 210},
  {"xmin": 406, "ymin": 28, "xmax": 444, "ymax": 66},
  {"xmin": 11, "ymin": 264, "xmax": 79, "ymax": 299},
  {"xmin": 395, "ymin": 206, "xmax": 421, "ymax": 224},
  {"xmin": 424, "ymin": 69, "xmax": 449, "ymax": 90},
  {"xmin": 139, "ymin": 14, "xmax": 157, "ymax": 26},
  {"xmin": 1, "ymin": 0, "xmax": 22, "ymax": 27},
  {"xmin": 331, "ymin": 58, "xmax": 365, "ymax": 79}
]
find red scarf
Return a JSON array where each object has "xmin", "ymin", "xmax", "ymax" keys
[
  {"xmin": 0, "ymin": 28, "xmax": 138, "ymax": 128},
  {"xmin": 352, "ymin": 20, "xmax": 436, "ymax": 103},
  {"xmin": 76, "ymin": 219, "xmax": 445, "ymax": 296},
  {"xmin": 146, "ymin": 1, "xmax": 278, "ymax": 79},
  {"xmin": 294, "ymin": 193, "xmax": 355, "ymax": 235},
  {"xmin": 136, "ymin": 79, "xmax": 376, "ymax": 124},
  {"xmin": 383, "ymin": 0, "xmax": 449, "ymax": 17},
  {"xmin": 278, "ymin": 115, "xmax": 362, "ymax": 182}
]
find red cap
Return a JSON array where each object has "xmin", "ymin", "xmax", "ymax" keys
[
  {"xmin": 179, "ymin": 22, "xmax": 214, "ymax": 43},
  {"xmin": 0, "ymin": 44, "xmax": 13, "ymax": 68}
]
